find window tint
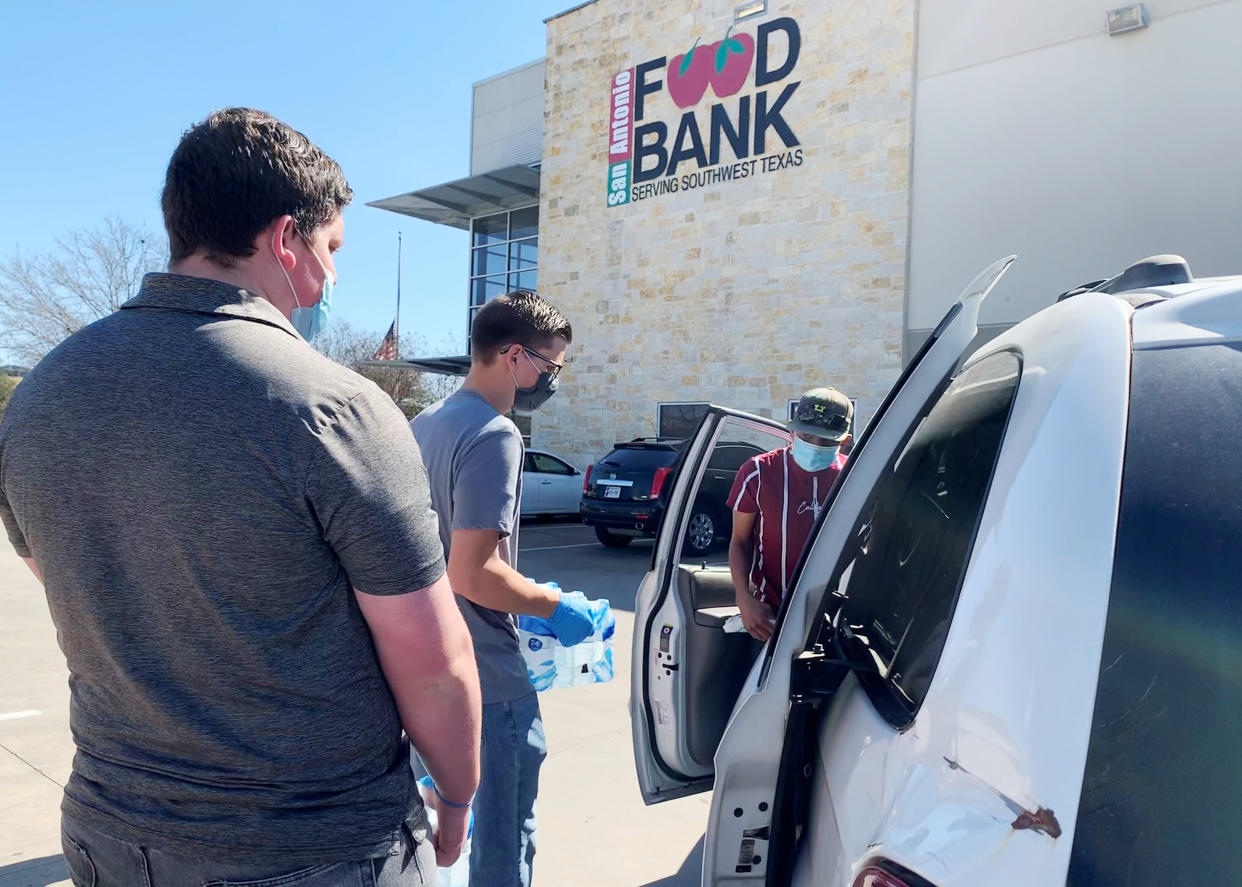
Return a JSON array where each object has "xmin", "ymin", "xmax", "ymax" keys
[
  {"xmin": 708, "ymin": 443, "xmax": 764, "ymax": 471},
  {"xmin": 835, "ymin": 352, "xmax": 1020, "ymax": 723},
  {"xmin": 530, "ymin": 453, "xmax": 572, "ymax": 475},
  {"xmin": 1067, "ymin": 343, "xmax": 1242, "ymax": 885},
  {"xmin": 599, "ymin": 447, "xmax": 679, "ymax": 471},
  {"xmin": 471, "ymin": 213, "xmax": 508, "ymax": 246},
  {"xmin": 510, "ymin": 206, "xmax": 539, "ymax": 240},
  {"xmin": 658, "ymin": 402, "xmax": 711, "ymax": 440},
  {"xmin": 467, "ymin": 207, "xmax": 539, "ymax": 346}
]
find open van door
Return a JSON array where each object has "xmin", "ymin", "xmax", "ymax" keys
[
  {"xmin": 630, "ymin": 257, "xmax": 1017, "ymax": 877},
  {"xmin": 629, "ymin": 407, "xmax": 791, "ymax": 803}
]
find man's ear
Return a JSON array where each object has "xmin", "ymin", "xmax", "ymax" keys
[{"xmin": 263, "ymin": 215, "xmax": 298, "ymax": 271}]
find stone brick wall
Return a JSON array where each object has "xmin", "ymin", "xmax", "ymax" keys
[{"xmin": 536, "ymin": 0, "xmax": 914, "ymax": 469}]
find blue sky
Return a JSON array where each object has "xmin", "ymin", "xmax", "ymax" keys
[{"xmin": 0, "ymin": 0, "xmax": 568, "ymax": 360}]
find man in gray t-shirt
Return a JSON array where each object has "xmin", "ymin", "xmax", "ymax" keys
[
  {"xmin": 0, "ymin": 109, "xmax": 480, "ymax": 886},
  {"xmin": 411, "ymin": 290, "xmax": 594, "ymax": 887}
]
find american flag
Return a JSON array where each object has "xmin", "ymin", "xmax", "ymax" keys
[{"xmin": 372, "ymin": 321, "xmax": 399, "ymax": 361}]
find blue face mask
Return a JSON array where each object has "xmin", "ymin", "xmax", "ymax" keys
[
  {"xmin": 791, "ymin": 437, "xmax": 840, "ymax": 472},
  {"xmin": 279, "ymin": 236, "xmax": 335, "ymax": 342}
]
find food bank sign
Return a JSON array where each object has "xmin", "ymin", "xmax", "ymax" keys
[{"xmin": 606, "ymin": 17, "xmax": 804, "ymax": 207}]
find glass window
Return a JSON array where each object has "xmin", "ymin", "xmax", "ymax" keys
[
  {"xmin": 509, "ymin": 270, "xmax": 537, "ymax": 293},
  {"xmin": 472, "ymin": 213, "xmax": 508, "ymax": 247},
  {"xmin": 708, "ymin": 443, "xmax": 766, "ymax": 472},
  {"xmin": 658, "ymin": 402, "xmax": 712, "ymax": 440},
  {"xmin": 510, "ymin": 206, "xmax": 539, "ymax": 239},
  {"xmin": 510, "ymin": 237, "xmax": 538, "ymax": 270},
  {"xmin": 530, "ymin": 453, "xmax": 573, "ymax": 475},
  {"xmin": 682, "ymin": 420, "xmax": 789, "ymax": 568},
  {"xmin": 467, "ymin": 206, "xmax": 540, "ymax": 350},
  {"xmin": 1067, "ymin": 343, "xmax": 1242, "ymax": 886},
  {"xmin": 472, "ymin": 243, "xmax": 508, "ymax": 277},
  {"xmin": 598, "ymin": 446, "xmax": 681, "ymax": 471},
  {"xmin": 510, "ymin": 411, "xmax": 534, "ymax": 439},
  {"xmin": 833, "ymin": 352, "xmax": 1021, "ymax": 723},
  {"xmin": 470, "ymin": 275, "xmax": 508, "ymax": 307}
]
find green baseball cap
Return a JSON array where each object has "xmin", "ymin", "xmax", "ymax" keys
[{"xmin": 790, "ymin": 387, "xmax": 853, "ymax": 441}]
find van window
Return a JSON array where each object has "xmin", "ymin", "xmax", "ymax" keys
[
  {"xmin": 834, "ymin": 352, "xmax": 1021, "ymax": 724},
  {"xmin": 1068, "ymin": 342, "xmax": 1242, "ymax": 884}
]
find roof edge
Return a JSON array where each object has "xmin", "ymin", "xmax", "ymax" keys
[{"xmin": 545, "ymin": 0, "xmax": 599, "ymax": 24}]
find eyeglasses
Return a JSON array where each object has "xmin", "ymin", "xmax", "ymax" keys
[{"xmin": 500, "ymin": 344, "xmax": 564, "ymax": 381}]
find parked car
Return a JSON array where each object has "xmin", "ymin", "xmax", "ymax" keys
[
  {"xmin": 519, "ymin": 449, "xmax": 583, "ymax": 518},
  {"xmin": 580, "ymin": 437, "xmax": 769, "ymax": 554},
  {"xmin": 629, "ymin": 255, "xmax": 1242, "ymax": 886}
]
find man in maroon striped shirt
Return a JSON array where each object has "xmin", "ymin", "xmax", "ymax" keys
[{"xmin": 727, "ymin": 388, "xmax": 853, "ymax": 641}]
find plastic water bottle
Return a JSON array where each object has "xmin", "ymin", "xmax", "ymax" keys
[
  {"xmin": 417, "ymin": 775, "xmax": 472, "ymax": 887},
  {"xmin": 517, "ymin": 584, "xmax": 615, "ymax": 690},
  {"xmin": 571, "ymin": 596, "xmax": 615, "ymax": 685}
]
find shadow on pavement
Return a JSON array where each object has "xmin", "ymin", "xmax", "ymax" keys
[
  {"xmin": 639, "ymin": 835, "xmax": 704, "ymax": 886},
  {"xmin": 0, "ymin": 854, "xmax": 68, "ymax": 887}
]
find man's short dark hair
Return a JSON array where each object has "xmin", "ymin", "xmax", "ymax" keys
[
  {"xmin": 162, "ymin": 108, "xmax": 353, "ymax": 267},
  {"xmin": 471, "ymin": 290, "xmax": 573, "ymax": 362}
]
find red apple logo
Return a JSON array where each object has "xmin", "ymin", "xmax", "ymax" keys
[
  {"xmin": 667, "ymin": 37, "xmax": 713, "ymax": 108},
  {"xmin": 707, "ymin": 26, "xmax": 755, "ymax": 98}
]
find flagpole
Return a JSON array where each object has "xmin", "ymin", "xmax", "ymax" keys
[{"xmin": 395, "ymin": 232, "xmax": 403, "ymax": 354}]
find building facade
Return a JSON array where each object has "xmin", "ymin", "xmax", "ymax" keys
[{"xmin": 374, "ymin": 0, "xmax": 1242, "ymax": 470}]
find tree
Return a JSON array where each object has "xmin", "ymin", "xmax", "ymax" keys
[
  {"xmin": 0, "ymin": 218, "xmax": 168, "ymax": 365},
  {"xmin": 314, "ymin": 320, "xmax": 461, "ymax": 419},
  {"xmin": 0, "ymin": 374, "xmax": 18, "ymax": 420}
]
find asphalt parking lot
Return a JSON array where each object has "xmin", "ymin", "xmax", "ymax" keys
[{"xmin": 0, "ymin": 519, "xmax": 709, "ymax": 887}]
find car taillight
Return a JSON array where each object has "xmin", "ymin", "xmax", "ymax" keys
[
  {"xmin": 583, "ymin": 464, "xmax": 593, "ymax": 493},
  {"xmin": 650, "ymin": 466, "xmax": 672, "ymax": 499},
  {"xmin": 852, "ymin": 865, "xmax": 932, "ymax": 887}
]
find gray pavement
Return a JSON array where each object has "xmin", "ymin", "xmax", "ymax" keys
[{"xmin": 0, "ymin": 520, "xmax": 708, "ymax": 887}]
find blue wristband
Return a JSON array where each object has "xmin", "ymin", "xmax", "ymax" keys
[{"xmin": 431, "ymin": 781, "xmax": 473, "ymax": 810}]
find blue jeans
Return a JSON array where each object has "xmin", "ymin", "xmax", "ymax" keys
[
  {"xmin": 60, "ymin": 811, "xmax": 435, "ymax": 886},
  {"xmin": 470, "ymin": 692, "xmax": 546, "ymax": 887}
]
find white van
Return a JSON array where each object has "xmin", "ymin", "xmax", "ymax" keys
[{"xmin": 629, "ymin": 256, "xmax": 1242, "ymax": 886}]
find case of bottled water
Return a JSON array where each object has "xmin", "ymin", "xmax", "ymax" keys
[{"xmin": 517, "ymin": 584, "xmax": 615, "ymax": 691}]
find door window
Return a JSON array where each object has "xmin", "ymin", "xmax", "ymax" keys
[
  {"xmin": 530, "ymin": 453, "xmax": 573, "ymax": 475},
  {"xmin": 677, "ymin": 420, "xmax": 788, "ymax": 567},
  {"xmin": 830, "ymin": 351, "xmax": 1021, "ymax": 725}
]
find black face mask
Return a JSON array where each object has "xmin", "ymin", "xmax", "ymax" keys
[
  {"xmin": 514, "ymin": 372, "xmax": 558, "ymax": 411},
  {"xmin": 509, "ymin": 347, "xmax": 560, "ymax": 412}
]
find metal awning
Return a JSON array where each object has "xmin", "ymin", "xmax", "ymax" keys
[
  {"xmin": 367, "ymin": 164, "xmax": 541, "ymax": 230},
  {"xmin": 363, "ymin": 356, "xmax": 472, "ymax": 377}
]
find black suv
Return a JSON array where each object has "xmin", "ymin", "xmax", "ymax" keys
[{"xmin": 580, "ymin": 437, "xmax": 765, "ymax": 554}]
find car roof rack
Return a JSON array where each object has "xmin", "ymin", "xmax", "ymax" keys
[{"xmin": 1058, "ymin": 255, "xmax": 1193, "ymax": 302}]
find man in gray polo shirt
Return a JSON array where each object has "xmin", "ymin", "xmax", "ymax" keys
[
  {"xmin": 0, "ymin": 108, "xmax": 480, "ymax": 886},
  {"xmin": 412, "ymin": 291, "xmax": 594, "ymax": 887}
]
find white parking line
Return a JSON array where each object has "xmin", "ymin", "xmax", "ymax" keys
[
  {"xmin": 0, "ymin": 710, "xmax": 41, "ymax": 721},
  {"xmin": 521, "ymin": 542, "xmax": 603, "ymax": 552}
]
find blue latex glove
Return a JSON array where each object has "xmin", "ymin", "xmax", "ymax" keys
[{"xmin": 546, "ymin": 592, "xmax": 594, "ymax": 646}]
